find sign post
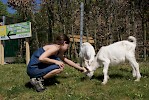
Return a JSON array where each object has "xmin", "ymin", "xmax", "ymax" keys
[
  {"xmin": 0, "ymin": 16, "xmax": 5, "ymax": 65},
  {"xmin": 25, "ymin": 38, "xmax": 30, "ymax": 65},
  {"xmin": 0, "ymin": 21, "xmax": 32, "ymax": 65},
  {"xmin": 0, "ymin": 40, "xmax": 4, "ymax": 65}
]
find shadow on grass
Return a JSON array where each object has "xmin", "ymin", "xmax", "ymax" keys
[
  {"xmin": 141, "ymin": 73, "xmax": 149, "ymax": 78},
  {"xmin": 93, "ymin": 68, "xmax": 132, "ymax": 80},
  {"xmin": 44, "ymin": 77, "xmax": 60, "ymax": 86},
  {"xmin": 85, "ymin": 73, "xmax": 127, "ymax": 81},
  {"xmin": 25, "ymin": 82, "xmax": 33, "ymax": 89},
  {"xmin": 80, "ymin": 76, "xmax": 90, "ymax": 81}
]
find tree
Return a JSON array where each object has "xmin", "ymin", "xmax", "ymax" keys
[
  {"xmin": 5, "ymin": 0, "xmax": 149, "ymax": 60},
  {"xmin": 0, "ymin": 0, "xmax": 9, "ymax": 16}
]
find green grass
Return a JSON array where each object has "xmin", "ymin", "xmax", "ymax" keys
[{"xmin": 0, "ymin": 62, "xmax": 149, "ymax": 100}]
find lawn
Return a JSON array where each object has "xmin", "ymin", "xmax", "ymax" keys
[{"xmin": 0, "ymin": 62, "xmax": 149, "ymax": 100}]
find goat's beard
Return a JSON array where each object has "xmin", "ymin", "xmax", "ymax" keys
[{"xmin": 86, "ymin": 71, "xmax": 94, "ymax": 78}]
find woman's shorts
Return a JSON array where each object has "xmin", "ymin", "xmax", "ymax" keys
[{"xmin": 27, "ymin": 56, "xmax": 61, "ymax": 78}]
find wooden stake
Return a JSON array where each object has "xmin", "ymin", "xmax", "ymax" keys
[
  {"xmin": 0, "ymin": 40, "xmax": 4, "ymax": 65},
  {"xmin": 25, "ymin": 38, "xmax": 30, "ymax": 65}
]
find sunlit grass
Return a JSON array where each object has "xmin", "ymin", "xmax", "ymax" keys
[{"xmin": 0, "ymin": 62, "xmax": 149, "ymax": 100}]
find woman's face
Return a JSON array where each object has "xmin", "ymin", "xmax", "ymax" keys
[{"xmin": 60, "ymin": 41, "xmax": 69, "ymax": 52}]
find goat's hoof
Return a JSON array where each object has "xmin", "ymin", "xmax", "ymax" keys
[
  {"xmin": 135, "ymin": 79, "xmax": 140, "ymax": 82},
  {"xmin": 101, "ymin": 82, "xmax": 107, "ymax": 85}
]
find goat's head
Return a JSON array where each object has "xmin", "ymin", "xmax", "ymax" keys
[
  {"xmin": 84, "ymin": 58, "xmax": 99, "ymax": 78},
  {"xmin": 84, "ymin": 60, "xmax": 94, "ymax": 78}
]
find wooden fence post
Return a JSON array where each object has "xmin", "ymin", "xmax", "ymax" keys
[
  {"xmin": 0, "ymin": 40, "xmax": 4, "ymax": 65},
  {"xmin": 25, "ymin": 38, "xmax": 30, "ymax": 65}
]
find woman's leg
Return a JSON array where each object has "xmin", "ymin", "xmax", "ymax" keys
[
  {"xmin": 43, "ymin": 68, "xmax": 63, "ymax": 79},
  {"xmin": 27, "ymin": 64, "xmax": 61, "ymax": 78},
  {"xmin": 27, "ymin": 64, "xmax": 62, "ymax": 92}
]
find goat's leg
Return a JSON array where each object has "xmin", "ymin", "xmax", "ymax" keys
[
  {"xmin": 129, "ymin": 58, "xmax": 141, "ymax": 81},
  {"xmin": 130, "ymin": 63, "xmax": 137, "ymax": 77},
  {"xmin": 102, "ymin": 61, "xmax": 110, "ymax": 85}
]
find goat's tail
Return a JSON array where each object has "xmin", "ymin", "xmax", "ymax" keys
[{"xmin": 128, "ymin": 36, "xmax": 136, "ymax": 44}]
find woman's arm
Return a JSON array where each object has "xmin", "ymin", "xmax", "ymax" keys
[
  {"xmin": 61, "ymin": 56, "xmax": 86, "ymax": 72},
  {"xmin": 39, "ymin": 45, "xmax": 64, "ymax": 68}
]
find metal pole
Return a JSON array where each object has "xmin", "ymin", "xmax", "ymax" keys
[
  {"xmin": 80, "ymin": 2, "xmax": 84, "ymax": 66},
  {"xmin": 2, "ymin": 16, "xmax": 5, "ymax": 25}
]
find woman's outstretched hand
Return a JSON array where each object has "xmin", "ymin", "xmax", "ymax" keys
[
  {"xmin": 80, "ymin": 67, "xmax": 88, "ymax": 73},
  {"xmin": 55, "ymin": 61, "xmax": 64, "ymax": 68}
]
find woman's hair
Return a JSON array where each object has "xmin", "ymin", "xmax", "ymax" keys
[
  {"xmin": 54, "ymin": 34, "xmax": 70, "ymax": 45},
  {"xmin": 0, "ymin": 19, "xmax": 2, "ymax": 22}
]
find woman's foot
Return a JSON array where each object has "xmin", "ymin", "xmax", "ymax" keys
[{"xmin": 30, "ymin": 77, "xmax": 46, "ymax": 92}]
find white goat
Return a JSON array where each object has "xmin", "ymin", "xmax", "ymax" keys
[
  {"xmin": 79, "ymin": 42, "xmax": 96, "ymax": 67},
  {"xmin": 85, "ymin": 36, "xmax": 141, "ymax": 85}
]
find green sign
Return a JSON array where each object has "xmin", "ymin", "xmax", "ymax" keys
[{"xmin": 0, "ymin": 21, "xmax": 31, "ymax": 40}]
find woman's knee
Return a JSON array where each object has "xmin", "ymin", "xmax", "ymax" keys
[
  {"xmin": 48, "ymin": 68, "xmax": 64, "ymax": 75},
  {"xmin": 55, "ymin": 68, "xmax": 64, "ymax": 74}
]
